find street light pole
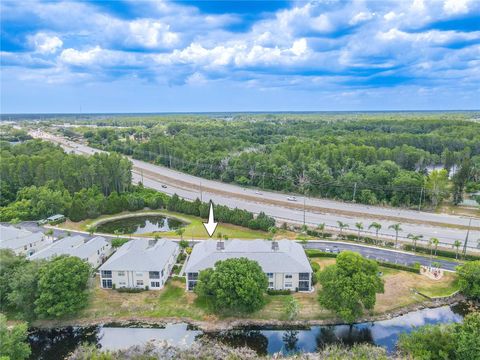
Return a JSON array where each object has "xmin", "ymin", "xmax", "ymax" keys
[
  {"xmin": 199, "ymin": 181, "xmax": 203, "ymax": 202},
  {"xmin": 462, "ymin": 217, "xmax": 472, "ymax": 259}
]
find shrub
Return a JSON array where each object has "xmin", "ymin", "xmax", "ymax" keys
[
  {"xmin": 111, "ymin": 238, "xmax": 129, "ymax": 248},
  {"xmin": 267, "ymin": 289, "xmax": 291, "ymax": 295},
  {"xmin": 377, "ymin": 261, "xmax": 420, "ymax": 274},
  {"xmin": 403, "ymin": 244, "xmax": 480, "ymax": 261},
  {"xmin": 305, "ymin": 249, "xmax": 337, "ymax": 258},
  {"xmin": 117, "ymin": 287, "xmax": 145, "ymax": 293}
]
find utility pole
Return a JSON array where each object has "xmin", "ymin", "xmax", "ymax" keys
[
  {"xmin": 303, "ymin": 195, "xmax": 306, "ymax": 227},
  {"xmin": 141, "ymin": 169, "xmax": 144, "ymax": 184},
  {"xmin": 352, "ymin": 182, "xmax": 357, "ymax": 202},
  {"xmin": 418, "ymin": 187, "xmax": 424, "ymax": 211},
  {"xmin": 462, "ymin": 217, "xmax": 472, "ymax": 258},
  {"xmin": 262, "ymin": 172, "xmax": 265, "ymax": 189},
  {"xmin": 199, "ymin": 181, "xmax": 203, "ymax": 202}
]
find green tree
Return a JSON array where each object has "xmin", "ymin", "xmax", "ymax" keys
[
  {"xmin": 337, "ymin": 221, "xmax": 348, "ymax": 237},
  {"xmin": 0, "ymin": 250, "xmax": 27, "ymax": 312},
  {"xmin": 407, "ymin": 233, "xmax": 423, "ymax": 252},
  {"xmin": 0, "ymin": 314, "xmax": 31, "ymax": 360},
  {"xmin": 35, "ymin": 256, "xmax": 91, "ymax": 318},
  {"xmin": 388, "ymin": 223, "xmax": 402, "ymax": 248},
  {"xmin": 456, "ymin": 261, "xmax": 480, "ymax": 300},
  {"xmin": 175, "ymin": 227, "xmax": 185, "ymax": 240},
  {"xmin": 455, "ymin": 312, "xmax": 480, "ymax": 360},
  {"xmin": 431, "ymin": 237, "xmax": 439, "ymax": 256},
  {"xmin": 317, "ymin": 223, "xmax": 326, "ymax": 238},
  {"xmin": 285, "ymin": 297, "xmax": 300, "ymax": 321},
  {"xmin": 195, "ymin": 258, "xmax": 268, "ymax": 313},
  {"xmin": 318, "ymin": 251, "xmax": 384, "ymax": 323},
  {"xmin": 369, "ymin": 222, "xmax": 382, "ymax": 245},
  {"xmin": 453, "ymin": 240, "xmax": 462, "ymax": 260},
  {"xmin": 398, "ymin": 323, "xmax": 456, "ymax": 360},
  {"xmin": 426, "ymin": 169, "xmax": 450, "ymax": 208},
  {"xmin": 7, "ymin": 260, "xmax": 43, "ymax": 321},
  {"xmin": 355, "ymin": 222, "xmax": 363, "ymax": 242}
]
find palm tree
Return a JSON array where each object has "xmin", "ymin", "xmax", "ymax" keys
[
  {"xmin": 452, "ymin": 240, "xmax": 461, "ymax": 260},
  {"xmin": 223, "ymin": 234, "xmax": 229, "ymax": 241},
  {"xmin": 355, "ymin": 222, "xmax": 363, "ymax": 242},
  {"xmin": 44, "ymin": 229, "xmax": 54, "ymax": 241},
  {"xmin": 431, "ymin": 237, "xmax": 439, "ymax": 256},
  {"xmin": 217, "ymin": 232, "xmax": 223, "ymax": 240},
  {"xmin": 317, "ymin": 223, "xmax": 326, "ymax": 238},
  {"xmin": 337, "ymin": 221, "xmax": 349, "ymax": 237},
  {"xmin": 175, "ymin": 228, "xmax": 185, "ymax": 241},
  {"xmin": 369, "ymin": 222, "xmax": 382, "ymax": 245},
  {"xmin": 268, "ymin": 226, "xmax": 277, "ymax": 240},
  {"xmin": 388, "ymin": 223, "xmax": 402, "ymax": 249},
  {"xmin": 407, "ymin": 233, "xmax": 423, "ymax": 252}
]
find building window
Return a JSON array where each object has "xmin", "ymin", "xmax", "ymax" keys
[
  {"xmin": 135, "ymin": 272, "xmax": 143, "ymax": 277},
  {"xmin": 299, "ymin": 280, "xmax": 310, "ymax": 291},
  {"xmin": 285, "ymin": 274, "xmax": 293, "ymax": 279},
  {"xmin": 149, "ymin": 271, "xmax": 160, "ymax": 279},
  {"xmin": 101, "ymin": 270, "xmax": 112, "ymax": 278},
  {"xmin": 299, "ymin": 273, "xmax": 310, "ymax": 280},
  {"xmin": 268, "ymin": 281, "xmax": 274, "ymax": 288},
  {"xmin": 188, "ymin": 281, "xmax": 196, "ymax": 291},
  {"xmin": 285, "ymin": 282, "xmax": 292, "ymax": 288},
  {"xmin": 118, "ymin": 271, "xmax": 125, "ymax": 276},
  {"xmin": 30, "ymin": 243, "xmax": 33, "ymax": 248},
  {"xmin": 24, "ymin": 246, "xmax": 27, "ymax": 250},
  {"xmin": 187, "ymin": 272, "xmax": 198, "ymax": 280},
  {"xmin": 266, "ymin": 273, "xmax": 273, "ymax": 278},
  {"xmin": 150, "ymin": 281, "xmax": 160, "ymax": 288},
  {"xmin": 119, "ymin": 281, "xmax": 126, "ymax": 286},
  {"xmin": 97, "ymin": 250, "xmax": 100, "ymax": 255},
  {"xmin": 102, "ymin": 279, "xmax": 112, "ymax": 288},
  {"xmin": 136, "ymin": 280, "xmax": 144, "ymax": 286}
]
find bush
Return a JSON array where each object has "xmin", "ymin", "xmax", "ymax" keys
[
  {"xmin": 377, "ymin": 261, "xmax": 420, "ymax": 274},
  {"xmin": 305, "ymin": 249, "xmax": 337, "ymax": 258},
  {"xmin": 266, "ymin": 289, "xmax": 291, "ymax": 295},
  {"xmin": 177, "ymin": 252, "xmax": 187, "ymax": 262},
  {"xmin": 310, "ymin": 261, "xmax": 321, "ymax": 272},
  {"xmin": 117, "ymin": 287, "xmax": 145, "ymax": 293},
  {"xmin": 171, "ymin": 276, "xmax": 184, "ymax": 282},
  {"xmin": 457, "ymin": 261, "xmax": 480, "ymax": 300},
  {"xmin": 111, "ymin": 238, "xmax": 129, "ymax": 248},
  {"xmin": 305, "ymin": 229, "xmax": 332, "ymax": 238},
  {"xmin": 403, "ymin": 244, "xmax": 480, "ymax": 261}
]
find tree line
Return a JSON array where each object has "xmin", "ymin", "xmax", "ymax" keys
[{"xmin": 80, "ymin": 114, "xmax": 480, "ymax": 208}]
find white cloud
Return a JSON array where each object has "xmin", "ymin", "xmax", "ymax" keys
[
  {"xmin": 350, "ymin": 11, "xmax": 374, "ymax": 25},
  {"xmin": 126, "ymin": 19, "xmax": 179, "ymax": 49},
  {"xmin": 29, "ymin": 33, "xmax": 63, "ymax": 54},
  {"xmin": 443, "ymin": 0, "xmax": 472, "ymax": 15},
  {"xmin": 60, "ymin": 46, "xmax": 103, "ymax": 66}
]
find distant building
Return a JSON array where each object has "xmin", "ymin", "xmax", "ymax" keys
[
  {"xmin": 99, "ymin": 238, "xmax": 179, "ymax": 290},
  {"xmin": 30, "ymin": 235, "xmax": 112, "ymax": 268},
  {"xmin": 0, "ymin": 224, "xmax": 50, "ymax": 256},
  {"xmin": 185, "ymin": 239, "xmax": 313, "ymax": 292}
]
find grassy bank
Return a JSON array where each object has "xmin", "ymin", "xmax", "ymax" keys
[
  {"xmin": 57, "ymin": 209, "xmax": 291, "ymax": 239},
  {"xmin": 34, "ymin": 258, "xmax": 460, "ymax": 327}
]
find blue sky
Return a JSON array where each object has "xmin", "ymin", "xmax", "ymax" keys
[{"xmin": 1, "ymin": 0, "xmax": 479, "ymax": 113}]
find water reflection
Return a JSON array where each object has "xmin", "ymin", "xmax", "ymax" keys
[
  {"xmin": 28, "ymin": 304, "xmax": 473, "ymax": 360},
  {"xmin": 96, "ymin": 215, "xmax": 185, "ymax": 235}
]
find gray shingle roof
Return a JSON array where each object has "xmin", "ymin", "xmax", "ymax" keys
[
  {"xmin": 30, "ymin": 235, "xmax": 108, "ymax": 261},
  {"xmin": 0, "ymin": 225, "xmax": 44, "ymax": 250},
  {"xmin": 99, "ymin": 238, "xmax": 178, "ymax": 272},
  {"xmin": 185, "ymin": 239, "xmax": 312, "ymax": 274}
]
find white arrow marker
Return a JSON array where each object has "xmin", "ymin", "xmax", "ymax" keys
[{"xmin": 203, "ymin": 202, "xmax": 218, "ymax": 237}]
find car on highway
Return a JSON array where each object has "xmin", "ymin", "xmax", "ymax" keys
[
  {"xmin": 332, "ymin": 246, "xmax": 340, "ymax": 254},
  {"xmin": 287, "ymin": 196, "xmax": 297, "ymax": 201},
  {"xmin": 161, "ymin": 184, "xmax": 167, "ymax": 188},
  {"xmin": 255, "ymin": 190, "xmax": 262, "ymax": 195}
]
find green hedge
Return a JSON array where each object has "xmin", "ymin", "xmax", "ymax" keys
[
  {"xmin": 117, "ymin": 287, "xmax": 146, "ymax": 293},
  {"xmin": 306, "ymin": 229, "xmax": 332, "ymax": 238},
  {"xmin": 377, "ymin": 261, "xmax": 421, "ymax": 274},
  {"xmin": 305, "ymin": 249, "xmax": 337, "ymax": 258},
  {"xmin": 266, "ymin": 289, "xmax": 291, "ymax": 295},
  {"xmin": 403, "ymin": 244, "xmax": 480, "ymax": 261}
]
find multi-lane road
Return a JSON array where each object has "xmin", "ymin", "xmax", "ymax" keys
[{"xmin": 30, "ymin": 129, "xmax": 480, "ymax": 251}]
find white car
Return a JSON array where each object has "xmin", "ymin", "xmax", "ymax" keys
[
  {"xmin": 255, "ymin": 190, "xmax": 262, "ymax": 195},
  {"xmin": 287, "ymin": 196, "xmax": 297, "ymax": 201}
]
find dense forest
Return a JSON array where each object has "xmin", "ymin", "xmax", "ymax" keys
[
  {"xmin": 74, "ymin": 113, "xmax": 480, "ymax": 208},
  {"xmin": 0, "ymin": 140, "xmax": 275, "ymax": 230}
]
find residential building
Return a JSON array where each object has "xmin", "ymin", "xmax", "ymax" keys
[
  {"xmin": 99, "ymin": 238, "xmax": 179, "ymax": 290},
  {"xmin": 0, "ymin": 224, "xmax": 50, "ymax": 256},
  {"xmin": 30, "ymin": 235, "xmax": 112, "ymax": 268},
  {"xmin": 184, "ymin": 239, "xmax": 313, "ymax": 292}
]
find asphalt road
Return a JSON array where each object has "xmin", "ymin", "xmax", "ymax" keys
[
  {"xmin": 29, "ymin": 130, "xmax": 480, "ymax": 251},
  {"xmin": 304, "ymin": 241, "xmax": 461, "ymax": 271}
]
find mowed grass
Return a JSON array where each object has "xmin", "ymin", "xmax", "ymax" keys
[{"xmin": 57, "ymin": 209, "xmax": 293, "ymax": 240}]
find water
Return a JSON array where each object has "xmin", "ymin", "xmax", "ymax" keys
[
  {"xmin": 96, "ymin": 215, "xmax": 185, "ymax": 235},
  {"xmin": 28, "ymin": 303, "xmax": 472, "ymax": 359}
]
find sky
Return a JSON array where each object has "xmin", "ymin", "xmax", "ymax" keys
[{"xmin": 1, "ymin": 0, "xmax": 479, "ymax": 113}]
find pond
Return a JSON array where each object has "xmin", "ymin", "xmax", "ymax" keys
[
  {"xmin": 95, "ymin": 215, "xmax": 185, "ymax": 235},
  {"xmin": 28, "ymin": 303, "xmax": 473, "ymax": 359}
]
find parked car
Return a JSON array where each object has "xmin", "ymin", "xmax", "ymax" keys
[
  {"xmin": 161, "ymin": 184, "xmax": 167, "ymax": 188},
  {"xmin": 287, "ymin": 196, "xmax": 297, "ymax": 201},
  {"xmin": 255, "ymin": 190, "xmax": 262, "ymax": 195}
]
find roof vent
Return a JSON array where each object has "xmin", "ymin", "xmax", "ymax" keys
[
  {"xmin": 148, "ymin": 239, "xmax": 157, "ymax": 248},
  {"xmin": 272, "ymin": 241, "xmax": 279, "ymax": 251},
  {"xmin": 216, "ymin": 241, "xmax": 225, "ymax": 251}
]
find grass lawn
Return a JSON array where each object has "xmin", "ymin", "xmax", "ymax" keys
[{"xmin": 57, "ymin": 209, "xmax": 295, "ymax": 240}]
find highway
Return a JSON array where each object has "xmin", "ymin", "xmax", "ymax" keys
[{"xmin": 29, "ymin": 129, "xmax": 480, "ymax": 251}]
